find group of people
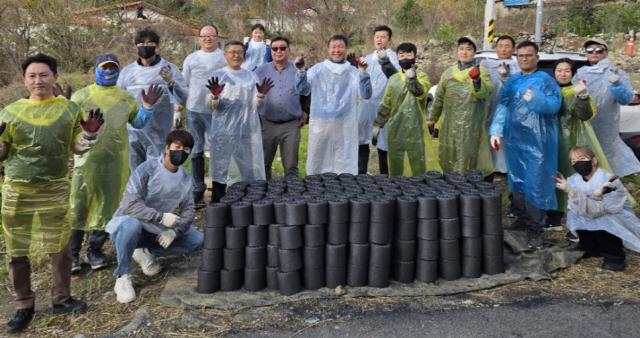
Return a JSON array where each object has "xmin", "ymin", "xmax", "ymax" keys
[{"xmin": 2, "ymin": 21, "xmax": 640, "ymax": 333}]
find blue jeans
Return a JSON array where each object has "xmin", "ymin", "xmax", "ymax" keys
[{"xmin": 111, "ymin": 216, "xmax": 203, "ymax": 276}]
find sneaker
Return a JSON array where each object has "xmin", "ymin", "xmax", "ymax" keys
[
  {"xmin": 543, "ymin": 224, "xmax": 564, "ymax": 232},
  {"xmin": 132, "ymin": 248, "xmax": 161, "ymax": 276},
  {"xmin": 5, "ymin": 307, "xmax": 34, "ymax": 333},
  {"xmin": 565, "ymin": 231, "xmax": 579, "ymax": 243},
  {"xmin": 114, "ymin": 275, "xmax": 136, "ymax": 303},
  {"xmin": 527, "ymin": 230, "xmax": 544, "ymax": 250},
  {"xmin": 52, "ymin": 297, "xmax": 86, "ymax": 314},
  {"xmin": 601, "ymin": 259, "xmax": 626, "ymax": 272},
  {"xmin": 85, "ymin": 250, "xmax": 107, "ymax": 270},
  {"xmin": 71, "ymin": 255, "xmax": 81, "ymax": 273}
]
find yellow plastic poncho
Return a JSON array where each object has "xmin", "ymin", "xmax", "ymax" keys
[
  {"xmin": 376, "ymin": 69, "xmax": 431, "ymax": 176},
  {"xmin": 429, "ymin": 64, "xmax": 494, "ymax": 175},
  {"xmin": 0, "ymin": 96, "xmax": 81, "ymax": 256},
  {"xmin": 70, "ymin": 84, "xmax": 140, "ymax": 231},
  {"xmin": 556, "ymin": 85, "xmax": 614, "ymax": 211}
]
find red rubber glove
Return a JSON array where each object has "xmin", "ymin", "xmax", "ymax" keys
[
  {"xmin": 206, "ymin": 77, "xmax": 225, "ymax": 96},
  {"xmin": 469, "ymin": 66, "xmax": 480, "ymax": 80}
]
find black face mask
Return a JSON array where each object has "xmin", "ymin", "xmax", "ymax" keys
[
  {"xmin": 137, "ymin": 46, "xmax": 156, "ymax": 59},
  {"xmin": 572, "ymin": 160, "xmax": 593, "ymax": 177},
  {"xmin": 169, "ymin": 150, "xmax": 189, "ymax": 166},
  {"xmin": 399, "ymin": 59, "xmax": 416, "ymax": 70}
]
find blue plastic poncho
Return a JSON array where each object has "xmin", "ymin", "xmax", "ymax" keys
[
  {"xmin": 573, "ymin": 59, "xmax": 640, "ymax": 177},
  {"xmin": 105, "ymin": 158, "xmax": 195, "ymax": 237},
  {"xmin": 117, "ymin": 58, "xmax": 188, "ymax": 168},
  {"xmin": 482, "ymin": 58, "xmax": 520, "ymax": 173},
  {"xmin": 489, "ymin": 70, "xmax": 562, "ymax": 210},
  {"xmin": 296, "ymin": 60, "xmax": 372, "ymax": 175},
  {"xmin": 358, "ymin": 49, "xmax": 399, "ymax": 146},
  {"xmin": 567, "ymin": 168, "xmax": 640, "ymax": 252},
  {"xmin": 208, "ymin": 67, "xmax": 266, "ymax": 185}
]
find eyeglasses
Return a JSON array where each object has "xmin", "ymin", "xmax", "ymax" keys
[
  {"xmin": 225, "ymin": 50, "xmax": 243, "ymax": 56},
  {"xmin": 585, "ymin": 47, "xmax": 606, "ymax": 54},
  {"xmin": 199, "ymin": 35, "xmax": 218, "ymax": 39},
  {"xmin": 136, "ymin": 42, "xmax": 157, "ymax": 47},
  {"xmin": 271, "ymin": 46, "xmax": 288, "ymax": 52}
]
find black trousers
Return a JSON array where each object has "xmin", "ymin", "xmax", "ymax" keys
[
  {"xmin": 212, "ymin": 181, "xmax": 227, "ymax": 203},
  {"xmin": 358, "ymin": 144, "xmax": 370, "ymax": 175},
  {"xmin": 577, "ymin": 230, "xmax": 625, "ymax": 263},
  {"xmin": 70, "ymin": 230, "xmax": 109, "ymax": 257},
  {"xmin": 377, "ymin": 149, "xmax": 388, "ymax": 176}
]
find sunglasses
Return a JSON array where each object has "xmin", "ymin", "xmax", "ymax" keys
[
  {"xmin": 585, "ymin": 47, "xmax": 606, "ymax": 54},
  {"xmin": 271, "ymin": 46, "xmax": 288, "ymax": 52}
]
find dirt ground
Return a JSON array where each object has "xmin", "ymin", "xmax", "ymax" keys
[{"xmin": 0, "ymin": 173, "xmax": 639, "ymax": 337}]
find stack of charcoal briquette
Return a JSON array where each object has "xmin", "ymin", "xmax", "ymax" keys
[{"xmin": 197, "ymin": 171, "xmax": 504, "ymax": 295}]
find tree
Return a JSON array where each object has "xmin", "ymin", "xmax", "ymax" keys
[{"xmin": 395, "ymin": 0, "xmax": 423, "ymax": 32}]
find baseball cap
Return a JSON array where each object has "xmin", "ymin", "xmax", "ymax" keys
[
  {"xmin": 583, "ymin": 38, "xmax": 608, "ymax": 50},
  {"xmin": 95, "ymin": 53, "xmax": 120, "ymax": 68}
]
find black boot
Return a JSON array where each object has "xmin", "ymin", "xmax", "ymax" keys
[
  {"xmin": 52, "ymin": 298, "xmax": 86, "ymax": 314},
  {"xmin": 5, "ymin": 307, "xmax": 34, "ymax": 333},
  {"xmin": 211, "ymin": 182, "xmax": 227, "ymax": 203},
  {"xmin": 191, "ymin": 153, "xmax": 206, "ymax": 203}
]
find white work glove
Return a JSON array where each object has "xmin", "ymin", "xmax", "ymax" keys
[
  {"xmin": 74, "ymin": 134, "xmax": 98, "ymax": 154},
  {"xmin": 159, "ymin": 65, "xmax": 174, "ymax": 87},
  {"xmin": 554, "ymin": 177, "xmax": 572, "ymax": 193},
  {"xmin": 553, "ymin": 172, "xmax": 575, "ymax": 197},
  {"xmin": 376, "ymin": 49, "xmax": 389, "ymax": 64},
  {"xmin": 158, "ymin": 229, "xmax": 177, "ymax": 248},
  {"xmin": 172, "ymin": 110, "xmax": 182, "ymax": 129},
  {"xmin": 497, "ymin": 63, "xmax": 510, "ymax": 81},
  {"xmin": 206, "ymin": 94, "xmax": 220, "ymax": 110},
  {"xmin": 522, "ymin": 89, "xmax": 533, "ymax": 102},
  {"xmin": 358, "ymin": 57, "xmax": 368, "ymax": 72},
  {"xmin": 490, "ymin": 135, "xmax": 501, "ymax": 151},
  {"xmin": 243, "ymin": 36, "xmax": 250, "ymax": 44},
  {"xmin": 574, "ymin": 80, "xmax": 589, "ymax": 98},
  {"xmin": 372, "ymin": 126, "xmax": 381, "ymax": 146},
  {"xmin": 161, "ymin": 212, "xmax": 179, "ymax": 228},
  {"xmin": 405, "ymin": 65, "xmax": 416, "ymax": 80},
  {"xmin": 294, "ymin": 55, "xmax": 305, "ymax": 71},
  {"xmin": 593, "ymin": 182, "xmax": 616, "ymax": 197},
  {"xmin": 608, "ymin": 69, "xmax": 621, "ymax": 84}
]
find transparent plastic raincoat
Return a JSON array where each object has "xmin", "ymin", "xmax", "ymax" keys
[
  {"xmin": 70, "ymin": 84, "xmax": 153, "ymax": 232},
  {"xmin": 429, "ymin": 64, "xmax": 494, "ymax": 175},
  {"xmin": 376, "ymin": 69, "xmax": 431, "ymax": 176},
  {"xmin": 573, "ymin": 59, "xmax": 640, "ymax": 177},
  {"xmin": 208, "ymin": 67, "xmax": 266, "ymax": 185},
  {"xmin": 0, "ymin": 96, "xmax": 82, "ymax": 256},
  {"xmin": 106, "ymin": 158, "xmax": 195, "ymax": 236},
  {"xmin": 242, "ymin": 41, "xmax": 271, "ymax": 71},
  {"xmin": 567, "ymin": 168, "xmax": 640, "ymax": 252},
  {"xmin": 117, "ymin": 58, "xmax": 187, "ymax": 168},
  {"xmin": 358, "ymin": 49, "xmax": 399, "ymax": 146},
  {"xmin": 489, "ymin": 71, "xmax": 562, "ymax": 210},
  {"xmin": 295, "ymin": 60, "xmax": 372, "ymax": 175},
  {"xmin": 183, "ymin": 49, "xmax": 227, "ymax": 114},
  {"xmin": 555, "ymin": 85, "xmax": 612, "ymax": 211},
  {"xmin": 482, "ymin": 58, "xmax": 519, "ymax": 173}
]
